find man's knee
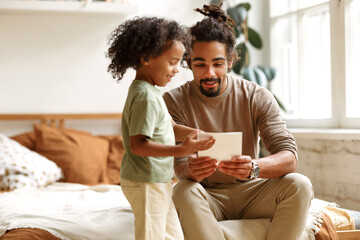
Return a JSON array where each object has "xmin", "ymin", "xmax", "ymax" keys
[
  {"xmin": 283, "ymin": 173, "xmax": 314, "ymax": 202},
  {"xmin": 173, "ymin": 180, "xmax": 204, "ymax": 206}
]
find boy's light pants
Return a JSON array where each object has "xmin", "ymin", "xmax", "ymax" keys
[
  {"xmin": 121, "ymin": 178, "xmax": 184, "ymax": 240},
  {"xmin": 173, "ymin": 173, "xmax": 314, "ymax": 240}
]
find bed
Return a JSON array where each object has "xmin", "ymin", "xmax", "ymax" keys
[{"xmin": 0, "ymin": 113, "xmax": 359, "ymax": 240}]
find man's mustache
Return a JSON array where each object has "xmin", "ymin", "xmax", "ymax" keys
[{"xmin": 200, "ymin": 78, "xmax": 221, "ymax": 84}]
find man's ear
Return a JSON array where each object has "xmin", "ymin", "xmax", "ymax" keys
[
  {"xmin": 228, "ymin": 58, "xmax": 234, "ymax": 69},
  {"xmin": 227, "ymin": 58, "xmax": 234, "ymax": 72}
]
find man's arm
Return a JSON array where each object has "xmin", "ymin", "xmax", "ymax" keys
[
  {"xmin": 256, "ymin": 150, "xmax": 297, "ymax": 178},
  {"xmin": 218, "ymin": 150, "xmax": 297, "ymax": 180}
]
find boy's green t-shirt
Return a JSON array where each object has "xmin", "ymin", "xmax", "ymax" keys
[{"xmin": 120, "ymin": 80, "xmax": 175, "ymax": 183}]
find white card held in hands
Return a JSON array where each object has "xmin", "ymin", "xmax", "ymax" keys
[{"xmin": 197, "ymin": 132, "xmax": 242, "ymax": 162}]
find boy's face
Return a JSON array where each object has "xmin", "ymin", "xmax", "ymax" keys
[
  {"xmin": 189, "ymin": 41, "xmax": 232, "ymax": 97},
  {"xmin": 144, "ymin": 40, "xmax": 185, "ymax": 87}
]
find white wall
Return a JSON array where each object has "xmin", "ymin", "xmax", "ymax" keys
[
  {"xmin": 293, "ymin": 131, "xmax": 360, "ymax": 211},
  {"xmin": 0, "ymin": 0, "xmax": 266, "ymax": 135}
]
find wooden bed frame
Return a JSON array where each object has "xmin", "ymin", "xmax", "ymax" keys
[
  {"xmin": 337, "ymin": 230, "xmax": 360, "ymax": 240},
  {"xmin": 0, "ymin": 113, "xmax": 122, "ymax": 129},
  {"xmin": 1, "ymin": 113, "xmax": 359, "ymax": 240}
]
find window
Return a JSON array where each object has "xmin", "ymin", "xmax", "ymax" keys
[{"xmin": 269, "ymin": 0, "xmax": 360, "ymax": 128}]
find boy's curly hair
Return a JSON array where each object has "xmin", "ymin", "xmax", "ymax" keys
[
  {"xmin": 107, "ymin": 17, "xmax": 190, "ymax": 82},
  {"xmin": 184, "ymin": 0, "xmax": 238, "ymax": 65}
]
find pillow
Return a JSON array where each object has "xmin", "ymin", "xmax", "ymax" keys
[
  {"xmin": 98, "ymin": 135, "xmax": 124, "ymax": 185},
  {"xmin": 10, "ymin": 128, "xmax": 91, "ymax": 151},
  {"xmin": 34, "ymin": 124, "xmax": 109, "ymax": 185},
  {"xmin": 0, "ymin": 134, "xmax": 63, "ymax": 191},
  {"xmin": 10, "ymin": 131, "xmax": 36, "ymax": 151}
]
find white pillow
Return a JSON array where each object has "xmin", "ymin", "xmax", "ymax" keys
[{"xmin": 0, "ymin": 134, "xmax": 63, "ymax": 191}]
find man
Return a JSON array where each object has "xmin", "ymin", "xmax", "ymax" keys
[{"xmin": 163, "ymin": 2, "xmax": 314, "ymax": 240}]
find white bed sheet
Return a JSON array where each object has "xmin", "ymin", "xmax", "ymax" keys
[
  {"xmin": 0, "ymin": 183, "xmax": 135, "ymax": 240},
  {"xmin": 0, "ymin": 182, "xmax": 337, "ymax": 240}
]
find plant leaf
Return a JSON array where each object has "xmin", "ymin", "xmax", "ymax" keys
[
  {"xmin": 210, "ymin": 0, "xmax": 220, "ymax": 5},
  {"xmin": 227, "ymin": 6, "xmax": 248, "ymax": 26},
  {"xmin": 242, "ymin": 67, "xmax": 267, "ymax": 88},
  {"xmin": 248, "ymin": 27, "xmax": 262, "ymax": 49},
  {"xmin": 232, "ymin": 43, "xmax": 248, "ymax": 74},
  {"xmin": 235, "ymin": 3, "xmax": 251, "ymax": 11},
  {"xmin": 234, "ymin": 25, "xmax": 242, "ymax": 38},
  {"xmin": 253, "ymin": 67, "xmax": 268, "ymax": 87},
  {"xmin": 242, "ymin": 67, "xmax": 257, "ymax": 83},
  {"xmin": 273, "ymin": 94, "xmax": 287, "ymax": 112},
  {"xmin": 258, "ymin": 66, "xmax": 277, "ymax": 81}
]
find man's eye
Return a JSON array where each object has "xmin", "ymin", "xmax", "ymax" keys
[{"xmin": 194, "ymin": 64, "xmax": 205, "ymax": 67}]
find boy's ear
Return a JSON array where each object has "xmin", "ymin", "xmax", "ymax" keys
[{"xmin": 140, "ymin": 55, "xmax": 150, "ymax": 66}]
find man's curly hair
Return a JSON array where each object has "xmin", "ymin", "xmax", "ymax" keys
[
  {"xmin": 107, "ymin": 17, "xmax": 190, "ymax": 82},
  {"xmin": 184, "ymin": 0, "xmax": 238, "ymax": 65}
]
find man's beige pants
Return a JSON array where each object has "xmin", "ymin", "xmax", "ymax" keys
[
  {"xmin": 121, "ymin": 178, "xmax": 184, "ymax": 240},
  {"xmin": 173, "ymin": 173, "xmax": 314, "ymax": 240}
]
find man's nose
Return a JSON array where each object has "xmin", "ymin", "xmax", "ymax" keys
[{"xmin": 204, "ymin": 66, "xmax": 215, "ymax": 77}]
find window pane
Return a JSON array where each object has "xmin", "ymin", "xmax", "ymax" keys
[
  {"xmin": 270, "ymin": 16, "xmax": 298, "ymax": 117},
  {"xmin": 298, "ymin": 0, "xmax": 328, "ymax": 10},
  {"xmin": 271, "ymin": 6, "xmax": 331, "ymax": 119},
  {"xmin": 346, "ymin": 0, "xmax": 360, "ymax": 118},
  {"xmin": 300, "ymin": 8, "xmax": 331, "ymax": 119},
  {"xmin": 270, "ymin": 0, "xmax": 297, "ymax": 17},
  {"xmin": 270, "ymin": 0, "xmax": 328, "ymax": 17}
]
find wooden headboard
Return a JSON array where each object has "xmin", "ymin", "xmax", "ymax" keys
[{"xmin": 0, "ymin": 113, "xmax": 122, "ymax": 129}]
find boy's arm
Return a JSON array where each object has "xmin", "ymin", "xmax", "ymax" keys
[
  {"xmin": 130, "ymin": 133, "xmax": 214, "ymax": 157},
  {"xmin": 172, "ymin": 119, "xmax": 199, "ymax": 141},
  {"xmin": 130, "ymin": 134, "xmax": 188, "ymax": 157}
]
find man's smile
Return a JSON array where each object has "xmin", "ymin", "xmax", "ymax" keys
[{"xmin": 200, "ymin": 78, "xmax": 221, "ymax": 88}]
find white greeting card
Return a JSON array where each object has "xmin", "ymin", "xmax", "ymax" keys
[{"xmin": 197, "ymin": 132, "xmax": 242, "ymax": 162}]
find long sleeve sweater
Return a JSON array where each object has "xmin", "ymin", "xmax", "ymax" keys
[{"xmin": 163, "ymin": 74, "xmax": 297, "ymax": 187}]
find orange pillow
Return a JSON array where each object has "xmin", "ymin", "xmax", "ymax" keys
[
  {"xmin": 99, "ymin": 135, "xmax": 124, "ymax": 185},
  {"xmin": 10, "ymin": 128, "xmax": 92, "ymax": 151},
  {"xmin": 10, "ymin": 132, "xmax": 36, "ymax": 151},
  {"xmin": 33, "ymin": 124, "xmax": 109, "ymax": 185}
]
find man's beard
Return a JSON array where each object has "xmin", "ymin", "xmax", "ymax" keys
[{"xmin": 199, "ymin": 78, "xmax": 221, "ymax": 97}]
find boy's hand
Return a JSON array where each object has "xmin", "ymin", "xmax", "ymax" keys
[{"xmin": 180, "ymin": 130, "xmax": 215, "ymax": 155}]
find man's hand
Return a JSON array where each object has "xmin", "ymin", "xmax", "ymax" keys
[
  {"xmin": 218, "ymin": 155, "xmax": 253, "ymax": 180},
  {"xmin": 187, "ymin": 154, "xmax": 218, "ymax": 182}
]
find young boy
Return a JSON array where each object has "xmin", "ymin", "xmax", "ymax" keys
[{"xmin": 107, "ymin": 17, "xmax": 214, "ymax": 240}]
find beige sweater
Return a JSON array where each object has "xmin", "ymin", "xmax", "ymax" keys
[{"xmin": 163, "ymin": 74, "xmax": 297, "ymax": 187}]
